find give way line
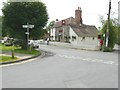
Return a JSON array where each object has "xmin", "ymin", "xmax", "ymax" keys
[{"xmin": 56, "ymin": 54, "xmax": 118, "ymax": 66}]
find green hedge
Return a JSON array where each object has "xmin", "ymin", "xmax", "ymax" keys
[{"xmin": 102, "ymin": 45, "xmax": 113, "ymax": 52}]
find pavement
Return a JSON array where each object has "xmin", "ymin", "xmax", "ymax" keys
[
  {"xmin": 49, "ymin": 41, "xmax": 119, "ymax": 51},
  {"xmin": 1, "ymin": 50, "xmax": 33, "ymax": 59}
]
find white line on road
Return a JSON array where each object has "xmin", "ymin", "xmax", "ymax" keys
[{"xmin": 56, "ymin": 54, "xmax": 118, "ymax": 65}]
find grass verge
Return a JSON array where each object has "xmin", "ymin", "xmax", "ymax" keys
[
  {"xmin": 0, "ymin": 44, "xmax": 41, "ymax": 63},
  {"xmin": 0, "ymin": 44, "xmax": 41, "ymax": 55},
  {"xmin": 0, "ymin": 44, "xmax": 20, "ymax": 51},
  {"xmin": 14, "ymin": 48, "xmax": 41, "ymax": 55},
  {"xmin": 0, "ymin": 56, "xmax": 18, "ymax": 63}
]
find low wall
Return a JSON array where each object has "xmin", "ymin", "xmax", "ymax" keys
[{"xmin": 50, "ymin": 41, "xmax": 100, "ymax": 51}]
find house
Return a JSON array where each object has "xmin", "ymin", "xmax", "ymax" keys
[{"xmin": 50, "ymin": 7, "xmax": 99, "ymax": 50}]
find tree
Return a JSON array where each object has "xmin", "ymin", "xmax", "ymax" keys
[
  {"xmin": 99, "ymin": 14, "xmax": 120, "ymax": 46},
  {"xmin": 0, "ymin": 16, "xmax": 2, "ymax": 38},
  {"xmin": 101, "ymin": 20, "xmax": 117, "ymax": 51},
  {"xmin": 2, "ymin": 2, "xmax": 48, "ymax": 49},
  {"xmin": 116, "ymin": 26, "xmax": 120, "ymax": 45},
  {"xmin": 47, "ymin": 21, "xmax": 55, "ymax": 31}
]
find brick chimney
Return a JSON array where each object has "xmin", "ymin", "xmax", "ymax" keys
[{"xmin": 75, "ymin": 7, "xmax": 82, "ymax": 25}]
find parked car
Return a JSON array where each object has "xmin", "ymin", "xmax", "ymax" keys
[
  {"xmin": 28, "ymin": 40, "xmax": 39, "ymax": 49},
  {"xmin": 4, "ymin": 42, "xmax": 12, "ymax": 46},
  {"xmin": 4, "ymin": 38, "xmax": 13, "ymax": 46},
  {"xmin": 0, "ymin": 39, "xmax": 5, "ymax": 44}
]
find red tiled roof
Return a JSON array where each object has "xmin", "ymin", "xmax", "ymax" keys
[{"xmin": 53, "ymin": 17, "xmax": 75, "ymax": 28}]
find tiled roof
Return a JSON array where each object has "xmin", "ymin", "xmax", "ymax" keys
[
  {"xmin": 53, "ymin": 17, "xmax": 98, "ymax": 37},
  {"xmin": 69, "ymin": 24, "xmax": 98, "ymax": 37},
  {"xmin": 53, "ymin": 17, "xmax": 75, "ymax": 28}
]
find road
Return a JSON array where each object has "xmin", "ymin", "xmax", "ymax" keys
[{"xmin": 2, "ymin": 44, "xmax": 118, "ymax": 88}]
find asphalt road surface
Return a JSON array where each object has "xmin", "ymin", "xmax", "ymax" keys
[{"xmin": 2, "ymin": 44, "xmax": 118, "ymax": 88}]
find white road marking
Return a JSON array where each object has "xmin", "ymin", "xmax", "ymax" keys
[
  {"xmin": 57, "ymin": 54, "xmax": 118, "ymax": 65},
  {"xmin": 103, "ymin": 61, "xmax": 115, "ymax": 64}
]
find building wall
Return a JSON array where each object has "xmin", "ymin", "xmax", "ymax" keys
[
  {"xmin": 50, "ymin": 28, "xmax": 56, "ymax": 41},
  {"xmin": 118, "ymin": 1, "xmax": 120, "ymax": 25},
  {"xmin": 51, "ymin": 26, "xmax": 69, "ymax": 42},
  {"xmin": 69, "ymin": 26, "xmax": 78, "ymax": 45},
  {"xmin": 69, "ymin": 27, "xmax": 99, "ymax": 49}
]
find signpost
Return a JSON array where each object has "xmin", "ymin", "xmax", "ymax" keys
[{"xmin": 22, "ymin": 22, "xmax": 34, "ymax": 51}]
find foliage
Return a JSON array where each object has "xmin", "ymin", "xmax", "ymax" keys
[
  {"xmin": 0, "ymin": 16, "xmax": 2, "ymax": 38},
  {"xmin": 2, "ymin": 2, "xmax": 48, "ymax": 49},
  {"xmin": 101, "ymin": 45, "xmax": 113, "ymax": 52},
  {"xmin": 0, "ymin": 43, "xmax": 40, "ymax": 55},
  {"xmin": 47, "ymin": 21, "xmax": 55, "ymax": 30},
  {"xmin": 101, "ymin": 20, "xmax": 117, "ymax": 51},
  {"xmin": 115, "ymin": 26, "xmax": 120, "ymax": 45},
  {"xmin": 99, "ymin": 14, "xmax": 120, "ymax": 45}
]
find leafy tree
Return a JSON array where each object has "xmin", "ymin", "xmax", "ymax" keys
[
  {"xmin": 116, "ymin": 26, "xmax": 120, "ymax": 45},
  {"xmin": 101, "ymin": 20, "xmax": 117, "ymax": 51},
  {"xmin": 47, "ymin": 21, "xmax": 55, "ymax": 31},
  {"xmin": 0, "ymin": 16, "xmax": 2, "ymax": 38},
  {"xmin": 99, "ymin": 14, "xmax": 120, "ymax": 46},
  {"xmin": 2, "ymin": 2, "xmax": 48, "ymax": 49}
]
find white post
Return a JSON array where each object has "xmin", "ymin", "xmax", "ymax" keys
[{"xmin": 27, "ymin": 22, "xmax": 29, "ymax": 50}]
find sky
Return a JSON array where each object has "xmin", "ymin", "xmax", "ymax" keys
[{"xmin": 0, "ymin": 0, "xmax": 119, "ymax": 28}]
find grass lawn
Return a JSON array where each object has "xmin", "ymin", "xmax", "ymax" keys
[
  {"xmin": 0, "ymin": 56, "xmax": 18, "ymax": 63},
  {"xmin": 14, "ymin": 48, "xmax": 41, "ymax": 55},
  {"xmin": 0, "ymin": 44, "xmax": 41, "ymax": 55},
  {"xmin": 0, "ymin": 44, "xmax": 20, "ymax": 51},
  {"xmin": 0, "ymin": 44, "xmax": 41, "ymax": 63}
]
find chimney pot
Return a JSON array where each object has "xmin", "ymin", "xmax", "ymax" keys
[
  {"xmin": 78, "ymin": 7, "xmax": 81, "ymax": 10},
  {"xmin": 75, "ymin": 7, "xmax": 83, "ymax": 25}
]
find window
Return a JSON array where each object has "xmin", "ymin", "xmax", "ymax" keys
[
  {"xmin": 72, "ymin": 36, "xmax": 76, "ymax": 41},
  {"xmin": 81, "ymin": 37, "xmax": 85, "ymax": 41}
]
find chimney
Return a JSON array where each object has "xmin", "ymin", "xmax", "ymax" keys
[{"xmin": 75, "ymin": 7, "xmax": 83, "ymax": 25}]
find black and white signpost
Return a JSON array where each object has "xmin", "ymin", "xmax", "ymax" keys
[{"xmin": 22, "ymin": 22, "xmax": 34, "ymax": 51}]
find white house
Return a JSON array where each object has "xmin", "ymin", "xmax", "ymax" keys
[
  {"xmin": 50, "ymin": 7, "xmax": 99, "ymax": 50},
  {"xmin": 69, "ymin": 24, "xmax": 98, "ymax": 49}
]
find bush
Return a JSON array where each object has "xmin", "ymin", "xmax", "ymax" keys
[{"xmin": 102, "ymin": 45, "xmax": 113, "ymax": 52}]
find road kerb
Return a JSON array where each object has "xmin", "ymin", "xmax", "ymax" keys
[{"xmin": 0, "ymin": 50, "xmax": 45, "ymax": 65}]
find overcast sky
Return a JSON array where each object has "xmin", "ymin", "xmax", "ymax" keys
[{"xmin": 0, "ymin": 0, "xmax": 119, "ymax": 27}]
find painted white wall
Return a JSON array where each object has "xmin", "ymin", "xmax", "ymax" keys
[
  {"xmin": 50, "ymin": 28, "xmax": 56, "ymax": 41},
  {"xmin": 69, "ymin": 26, "xmax": 78, "ymax": 45},
  {"xmin": 77, "ymin": 37, "xmax": 99, "ymax": 49},
  {"xmin": 69, "ymin": 26, "xmax": 99, "ymax": 50}
]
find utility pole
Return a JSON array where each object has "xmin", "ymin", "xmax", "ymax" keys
[{"xmin": 105, "ymin": 0, "xmax": 111, "ymax": 47}]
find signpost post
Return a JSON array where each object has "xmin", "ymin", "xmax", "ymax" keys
[{"xmin": 22, "ymin": 22, "xmax": 34, "ymax": 51}]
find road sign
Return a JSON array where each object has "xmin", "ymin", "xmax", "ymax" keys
[{"xmin": 22, "ymin": 25, "xmax": 34, "ymax": 29}]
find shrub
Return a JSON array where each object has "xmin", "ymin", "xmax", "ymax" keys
[{"xmin": 102, "ymin": 45, "xmax": 113, "ymax": 52}]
